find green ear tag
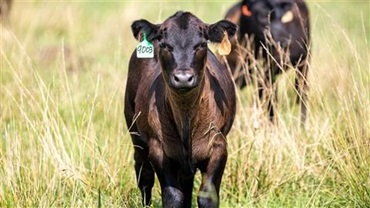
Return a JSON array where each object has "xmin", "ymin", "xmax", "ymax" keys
[{"xmin": 136, "ymin": 33, "xmax": 154, "ymax": 58}]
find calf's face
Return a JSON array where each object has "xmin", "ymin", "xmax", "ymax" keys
[
  {"xmin": 241, "ymin": 0, "xmax": 296, "ymax": 46},
  {"xmin": 158, "ymin": 14, "xmax": 208, "ymax": 90},
  {"xmin": 131, "ymin": 11, "xmax": 236, "ymax": 92}
]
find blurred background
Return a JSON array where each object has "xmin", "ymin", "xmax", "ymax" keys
[{"xmin": 1, "ymin": 0, "xmax": 369, "ymax": 207}]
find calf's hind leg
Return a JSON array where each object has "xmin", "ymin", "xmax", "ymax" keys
[
  {"xmin": 132, "ymin": 136, "xmax": 155, "ymax": 206},
  {"xmin": 181, "ymin": 175, "xmax": 195, "ymax": 208}
]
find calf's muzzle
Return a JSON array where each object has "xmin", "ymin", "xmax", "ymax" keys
[{"xmin": 171, "ymin": 69, "xmax": 196, "ymax": 90}]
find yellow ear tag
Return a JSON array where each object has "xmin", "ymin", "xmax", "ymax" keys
[
  {"xmin": 218, "ymin": 32, "xmax": 231, "ymax": 56},
  {"xmin": 208, "ymin": 42, "xmax": 218, "ymax": 53},
  {"xmin": 281, "ymin": 10, "xmax": 294, "ymax": 23}
]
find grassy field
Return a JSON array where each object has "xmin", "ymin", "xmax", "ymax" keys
[{"xmin": 1, "ymin": 1, "xmax": 369, "ymax": 207}]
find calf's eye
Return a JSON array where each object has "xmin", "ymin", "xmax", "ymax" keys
[
  {"xmin": 160, "ymin": 43, "xmax": 173, "ymax": 51},
  {"xmin": 194, "ymin": 42, "xmax": 207, "ymax": 51}
]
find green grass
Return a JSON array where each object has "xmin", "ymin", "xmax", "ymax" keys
[{"xmin": 1, "ymin": 1, "xmax": 369, "ymax": 207}]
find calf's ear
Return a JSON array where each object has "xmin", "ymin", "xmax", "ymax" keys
[
  {"xmin": 207, "ymin": 20, "xmax": 237, "ymax": 43},
  {"xmin": 131, "ymin": 19, "xmax": 159, "ymax": 42}
]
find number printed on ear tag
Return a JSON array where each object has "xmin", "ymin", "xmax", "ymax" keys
[{"xmin": 137, "ymin": 33, "xmax": 154, "ymax": 58}]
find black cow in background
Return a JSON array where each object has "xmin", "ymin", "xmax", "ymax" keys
[{"xmin": 224, "ymin": 0, "xmax": 310, "ymax": 124}]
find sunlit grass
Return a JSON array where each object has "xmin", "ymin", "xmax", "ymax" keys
[{"xmin": 1, "ymin": 1, "xmax": 369, "ymax": 207}]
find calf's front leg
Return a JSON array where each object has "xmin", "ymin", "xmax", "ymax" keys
[
  {"xmin": 148, "ymin": 138, "xmax": 185, "ymax": 207},
  {"xmin": 198, "ymin": 137, "xmax": 228, "ymax": 208}
]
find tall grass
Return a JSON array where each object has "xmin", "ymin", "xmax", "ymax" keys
[{"xmin": 1, "ymin": 1, "xmax": 369, "ymax": 207}]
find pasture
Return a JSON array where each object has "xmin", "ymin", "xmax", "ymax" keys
[{"xmin": 0, "ymin": 1, "xmax": 369, "ymax": 207}]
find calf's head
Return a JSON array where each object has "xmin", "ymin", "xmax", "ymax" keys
[
  {"xmin": 131, "ymin": 11, "xmax": 236, "ymax": 92},
  {"xmin": 241, "ymin": 0, "xmax": 297, "ymax": 46}
]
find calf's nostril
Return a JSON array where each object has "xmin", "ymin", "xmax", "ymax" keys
[
  {"xmin": 174, "ymin": 75, "xmax": 180, "ymax": 82},
  {"xmin": 187, "ymin": 76, "xmax": 193, "ymax": 82}
]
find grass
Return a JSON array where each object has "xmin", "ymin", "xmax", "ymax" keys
[{"xmin": 1, "ymin": 1, "xmax": 369, "ymax": 207}]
